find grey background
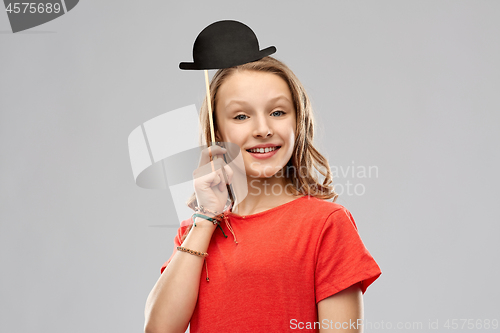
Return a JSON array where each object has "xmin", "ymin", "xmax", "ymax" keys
[{"xmin": 1, "ymin": 1, "xmax": 499, "ymax": 332}]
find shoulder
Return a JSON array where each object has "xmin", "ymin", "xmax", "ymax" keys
[
  {"xmin": 293, "ymin": 195, "xmax": 349, "ymax": 218},
  {"xmin": 286, "ymin": 195, "xmax": 354, "ymax": 233}
]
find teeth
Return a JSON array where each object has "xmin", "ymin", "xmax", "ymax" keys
[{"xmin": 248, "ymin": 146, "xmax": 279, "ymax": 153}]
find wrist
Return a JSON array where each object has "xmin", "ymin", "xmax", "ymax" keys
[{"xmin": 193, "ymin": 216, "xmax": 218, "ymax": 228}]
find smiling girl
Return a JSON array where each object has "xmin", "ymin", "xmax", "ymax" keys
[{"xmin": 144, "ymin": 56, "xmax": 381, "ymax": 333}]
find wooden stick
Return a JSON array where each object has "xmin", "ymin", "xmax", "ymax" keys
[
  {"xmin": 205, "ymin": 70, "xmax": 216, "ymax": 146},
  {"xmin": 204, "ymin": 70, "xmax": 216, "ymax": 173},
  {"xmin": 203, "ymin": 70, "xmax": 235, "ymax": 206}
]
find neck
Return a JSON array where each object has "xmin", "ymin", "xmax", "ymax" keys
[{"xmin": 231, "ymin": 174, "xmax": 298, "ymax": 216}]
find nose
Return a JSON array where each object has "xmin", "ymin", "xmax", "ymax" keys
[{"xmin": 252, "ymin": 114, "xmax": 273, "ymax": 138}]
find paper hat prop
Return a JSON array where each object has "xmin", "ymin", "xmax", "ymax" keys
[{"xmin": 179, "ymin": 20, "xmax": 276, "ymax": 70}]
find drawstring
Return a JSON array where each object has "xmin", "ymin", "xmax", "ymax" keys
[
  {"xmin": 205, "ymin": 208, "xmax": 238, "ymax": 283},
  {"xmin": 216, "ymin": 224, "xmax": 228, "ymax": 238},
  {"xmin": 223, "ymin": 212, "xmax": 238, "ymax": 243},
  {"xmin": 205, "ymin": 259, "xmax": 209, "ymax": 282}
]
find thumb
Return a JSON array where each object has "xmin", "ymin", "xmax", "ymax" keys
[{"xmin": 218, "ymin": 173, "xmax": 227, "ymax": 192}]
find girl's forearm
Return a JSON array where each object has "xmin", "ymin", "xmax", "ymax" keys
[{"xmin": 144, "ymin": 220, "xmax": 216, "ymax": 333}]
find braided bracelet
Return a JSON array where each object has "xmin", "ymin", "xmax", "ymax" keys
[
  {"xmin": 177, "ymin": 246, "xmax": 208, "ymax": 258},
  {"xmin": 196, "ymin": 210, "xmax": 226, "ymax": 223},
  {"xmin": 191, "ymin": 213, "xmax": 228, "ymax": 239},
  {"xmin": 192, "ymin": 213, "xmax": 221, "ymax": 225}
]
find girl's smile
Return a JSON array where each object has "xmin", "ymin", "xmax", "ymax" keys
[{"xmin": 246, "ymin": 145, "xmax": 281, "ymax": 159}]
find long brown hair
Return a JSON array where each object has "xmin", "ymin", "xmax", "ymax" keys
[{"xmin": 181, "ymin": 56, "xmax": 338, "ymax": 240}]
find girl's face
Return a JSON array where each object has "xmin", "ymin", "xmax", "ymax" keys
[{"xmin": 215, "ymin": 70, "xmax": 296, "ymax": 179}]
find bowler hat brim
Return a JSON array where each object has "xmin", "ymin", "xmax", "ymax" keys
[{"xmin": 179, "ymin": 46, "xmax": 277, "ymax": 70}]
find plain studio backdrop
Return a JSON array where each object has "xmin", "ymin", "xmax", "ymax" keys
[{"xmin": 1, "ymin": 1, "xmax": 499, "ymax": 332}]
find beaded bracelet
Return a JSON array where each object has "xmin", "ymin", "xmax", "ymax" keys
[
  {"xmin": 177, "ymin": 246, "xmax": 211, "ymax": 282},
  {"xmin": 177, "ymin": 246, "xmax": 208, "ymax": 258}
]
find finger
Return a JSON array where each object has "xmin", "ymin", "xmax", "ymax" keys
[
  {"xmin": 194, "ymin": 162, "xmax": 224, "ymax": 189},
  {"xmin": 217, "ymin": 167, "xmax": 229, "ymax": 192},
  {"xmin": 219, "ymin": 181, "xmax": 228, "ymax": 193},
  {"xmin": 219, "ymin": 175, "xmax": 226, "ymax": 192},
  {"xmin": 216, "ymin": 162, "xmax": 231, "ymax": 188},
  {"xmin": 212, "ymin": 158, "xmax": 228, "ymax": 174},
  {"xmin": 193, "ymin": 156, "xmax": 227, "ymax": 180},
  {"xmin": 199, "ymin": 145, "xmax": 227, "ymax": 166},
  {"xmin": 218, "ymin": 168, "xmax": 228, "ymax": 192},
  {"xmin": 210, "ymin": 173, "xmax": 221, "ymax": 188},
  {"xmin": 223, "ymin": 164, "xmax": 233, "ymax": 185}
]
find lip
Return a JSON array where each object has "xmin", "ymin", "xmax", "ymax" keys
[
  {"xmin": 246, "ymin": 146, "xmax": 281, "ymax": 159},
  {"xmin": 246, "ymin": 143, "xmax": 280, "ymax": 150}
]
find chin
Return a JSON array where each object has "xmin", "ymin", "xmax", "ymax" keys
[{"xmin": 247, "ymin": 165, "xmax": 283, "ymax": 179}]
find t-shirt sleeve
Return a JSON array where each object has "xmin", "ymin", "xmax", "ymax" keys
[
  {"xmin": 314, "ymin": 207, "xmax": 382, "ymax": 303},
  {"xmin": 160, "ymin": 224, "xmax": 189, "ymax": 275}
]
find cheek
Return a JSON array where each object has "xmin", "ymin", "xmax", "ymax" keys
[
  {"xmin": 215, "ymin": 122, "xmax": 230, "ymax": 142},
  {"xmin": 218, "ymin": 130, "xmax": 235, "ymax": 145},
  {"xmin": 284, "ymin": 126, "xmax": 296, "ymax": 146},
  {"xmin": 214, "ymin": 113, "xmax": 227, "ymax": 141},
  {"xmin": 283, "ymin": 130, "xmax": 296, "ymax": 158},
  {"xmin": 216, "ymin": 131, "xmax": 226, "ymax": 143},
  {"xmin": 218, "ymin": 123, "xmax": 243, "ymax": 144}
]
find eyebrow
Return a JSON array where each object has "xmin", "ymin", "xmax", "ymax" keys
[{"xmin": 225, "ymin": 95, "xmax": 293, "ymax": 110}]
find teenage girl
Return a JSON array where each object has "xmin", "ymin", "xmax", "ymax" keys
[{"xmin": 144, "ymin": 56, "xmax": 381, "ymax": 333}]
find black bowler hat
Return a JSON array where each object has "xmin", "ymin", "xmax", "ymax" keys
[{"xmin": 179, "ymin": 20, "xmax": 277, "ymax": 70}]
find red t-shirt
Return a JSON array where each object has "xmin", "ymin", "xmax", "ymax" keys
[{"xmin": 160, "ymin": 195, "xmax": 382, "ymax": 332}]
